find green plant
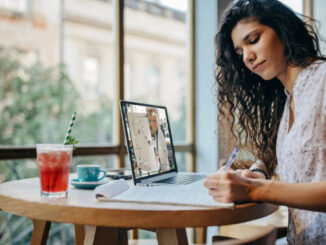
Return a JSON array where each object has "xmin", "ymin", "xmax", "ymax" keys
[{"xmin": 0, "ymin": 48, "xmax": 114, "ymax": 244}]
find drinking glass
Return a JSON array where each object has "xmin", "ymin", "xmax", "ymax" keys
[{"xmin": 36, "ymin": 144, "xmax": 73, "ymax": 198}]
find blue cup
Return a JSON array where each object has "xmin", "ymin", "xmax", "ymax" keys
[{"xmin": 77, "ymin": 165, "xmax": 107, "ymax": 182}]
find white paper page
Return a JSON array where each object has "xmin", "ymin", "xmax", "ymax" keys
[
  {"xmin": 95, "ymin": 179, "xmax": 129, "ymax": 199},
  {"xmin": 112, "ymin": 183, "xmax": 233, "ymax": 208}
]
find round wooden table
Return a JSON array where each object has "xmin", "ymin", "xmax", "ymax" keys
[{"xmin": 0, "ymin": 177, "xmax": 278, "ymax": 245}]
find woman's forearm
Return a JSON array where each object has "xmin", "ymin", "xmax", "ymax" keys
[{"xmin": 249, "ymin": 180, "xmax": 326, "ymax": 212}]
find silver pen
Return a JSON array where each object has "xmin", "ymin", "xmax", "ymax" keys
[{"xmin": 223, "ymin": 147, "xmax": 240, "ymax": 170}]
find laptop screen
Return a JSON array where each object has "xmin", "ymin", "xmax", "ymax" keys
[{"xmin": 120, "ymin": 101, "xmax": 177, "ymax": 182}]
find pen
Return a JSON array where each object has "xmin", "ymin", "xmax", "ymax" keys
[{"xmin": 223, "ymin": 147, "xmax": 240, "ymax": 170}]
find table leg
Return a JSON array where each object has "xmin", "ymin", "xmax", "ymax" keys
[
  {"xmin": 31, "ymin": 219, "xmax": 51, "ymax": 245},
  {"xmin": 156, "ymin": 228, "xmax": 188, "ymax": 245},
  {"xmin": 74, "ymin": 224, "xmax": 85, "ymax": 245},
  {"xmin": 130, "ymin": 229, "xmax": 138, "ymax": 239},
  {"xmin": 83, "ymin": 226, "xmax": 128, "ymax": 245},
  {"xmin": 195, "ymin": 227, "xmax": 207, "ymax": 244}
]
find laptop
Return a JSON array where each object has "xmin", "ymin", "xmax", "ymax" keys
[{"xmin": 120, "ymin": 100, "xmax": 205, "ymax": 186}]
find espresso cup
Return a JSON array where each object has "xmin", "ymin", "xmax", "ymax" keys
[{"xmin": 77, "ymin": 165, "xmax": 107, "ymax": 182}]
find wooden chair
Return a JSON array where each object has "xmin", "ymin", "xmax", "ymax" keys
[
  {"xmin": 276, "ymin": 226, "xmax": 287, "ymax": 239},
  {"xmin": 212, "ymin": 225, "xmax": 277, "ymax": 245}
]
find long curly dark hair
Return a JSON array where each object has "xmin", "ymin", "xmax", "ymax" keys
[{"xmin": 215, "ymin": 0, "xmax": 325, "ymax": 175}]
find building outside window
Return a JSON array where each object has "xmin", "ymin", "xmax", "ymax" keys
[
  {"xmin": 83, "ymin": 56, "xmax": 100, "ymax": 100},
  {"xmin": 0, "ymin": 0, "xmax": 29, "ymax": 13},
  {"xmin": 0, "ymin": 0, "xmax": 193, "ymax": 243}
]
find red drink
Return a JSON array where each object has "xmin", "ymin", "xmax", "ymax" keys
[{"xmin": 37, "ymin": 144, "xmax": 73, "ymax": 198}]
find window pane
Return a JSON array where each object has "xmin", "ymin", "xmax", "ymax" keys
[
  {"xmin": 0, "ymin": 159, "xmax": 37, "ymax": 182},
  {"xmin": 279, "ymin": 0, "xmax": 303, "ymax": 13},
  {"xmin": 0, "ymin": 0, "xmax": 62, "ymax": 145},
  {"xmin": 124, "ymin": 0, "xmax": 190, "ymax": 144},
  {"xmin": 64, "ymin": 0, "xmax": 115, "ymax": 145},
  {"xmin": 0, "ymin": 0, "xmax": 28, "ymax": 13},
  {"xmin": 73, "ymin": 155, "xmax": 118, "ymax": 171},
  {"xmin": 0, "ymin": 156, "xmax": 118, "ymax": 183},
  {"xmin": 175, "ymin": 152, "xmax": 192, "ymax": 172},
  {"xmin": 0, "ymin": 0, "xmax": 115, "ymax": 146},
  {"xmin": 313, "ymin": 0, "xmax": 326, "ymax": 54}
]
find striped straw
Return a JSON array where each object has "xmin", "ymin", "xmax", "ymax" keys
[{"xmin": 63, "ymin": 112, "xmax": 77, "ymax": 145}]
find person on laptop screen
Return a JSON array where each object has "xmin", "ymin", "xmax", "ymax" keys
[
  {"xmin": 125, "ymin": 107, "xmax": 174, "ymax": 178},
  {"xmin": 149, "ymin": 113, "xmax": 170, "ymax": 172}
]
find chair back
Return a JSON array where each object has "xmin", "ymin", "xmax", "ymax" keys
[{"xmin": 213, "ymin": 225, "xmax": 277, "ymax": 245}]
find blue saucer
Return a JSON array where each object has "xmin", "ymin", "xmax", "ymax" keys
[{"xmin": 70, "ymin": 178, "xmax": 107, "ymax": 190}]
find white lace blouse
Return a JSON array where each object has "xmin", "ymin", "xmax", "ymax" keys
[{"xmin": 276, "ymin": 60, "xmax": 326, "ymax": 244}]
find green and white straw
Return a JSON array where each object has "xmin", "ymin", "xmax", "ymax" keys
[{"xmin": 64, "ymin": 112, "xmax": 77, "ymax": 145}]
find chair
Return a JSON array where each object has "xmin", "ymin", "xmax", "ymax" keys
[
  {"xmin": 212, "ymin": 225, "xmax": 277, "ymax": 245},
  {"xmin": 276, "ymin": 226, "xmax": 287, "ymax": 239}
]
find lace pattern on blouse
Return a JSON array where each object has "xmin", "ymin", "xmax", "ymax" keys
[{"xmin": 276, "ymin": 60, "xmax": 326, "ymax": 245}]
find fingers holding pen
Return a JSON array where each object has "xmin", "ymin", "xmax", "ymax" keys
[
  {"xmin": 205, "ymin": 171, "xmax": 236, "ymax": 190},
  {"xmin": 205, "ymin": 171, "xmax": 233, "ymax": 193},
  {"xmin": 204, "ymin": 177, "xmax": 231, "ymax": 202},
  {"xmin": 204, "ymin": 170, "xmax": 252, "ymax": 203}
]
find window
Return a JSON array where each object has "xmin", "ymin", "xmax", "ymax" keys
[
  {"xmin": 313, "ymin": 0, "xmax": 326, "ymax": 54},
  {"xmin": 0, "ymin": 0, "xmax": 28, "ymax": 13},
  {"xmin": 124, "ymin": 0, "xmax": 191, "ymax": 170},
  {"xmin": 0, "ymin": 0, "xmax": 194, "ymax": 243},
  {"xmin": 279, "ymin": 0, "xmax": 303, "ymax": 13},
  {"xmin": 63, "ymin": 0, "xmax": 115, "ymax": 146},
  {"xmin": 83, "ymin": 56, "xmax": 100, "ymax": 99}
]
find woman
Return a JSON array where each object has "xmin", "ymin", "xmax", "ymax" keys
[{"xmin": 204, "ymin": 0, "xmax": 326, "ymax": 244}]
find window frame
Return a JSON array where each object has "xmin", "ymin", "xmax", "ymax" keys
[{"xmin": 0, "ymin": 0, "xmax": 196, "ymax": 171}]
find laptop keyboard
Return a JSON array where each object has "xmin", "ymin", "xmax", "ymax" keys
[{"xmin": 153, "ymin": 174, "xmax": 205, "ymax": 185}]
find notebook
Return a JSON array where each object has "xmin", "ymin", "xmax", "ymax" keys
[
  {"xmin": 120, "ymin": 100, "xmax": 206, "ymax": 186},
  {"xmin": 94, "ymin": 179, "xmax": 234, "ymax": 209}
]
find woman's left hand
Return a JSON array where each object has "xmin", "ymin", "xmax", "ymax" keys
[{"xmin": 204, "ymin": 170, "xmax": 253, "ymax": 203}]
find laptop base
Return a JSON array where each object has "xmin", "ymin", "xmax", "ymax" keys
[{"xmin": 153, "ymin": 174, "xmax": 205, "ymax": 185}]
